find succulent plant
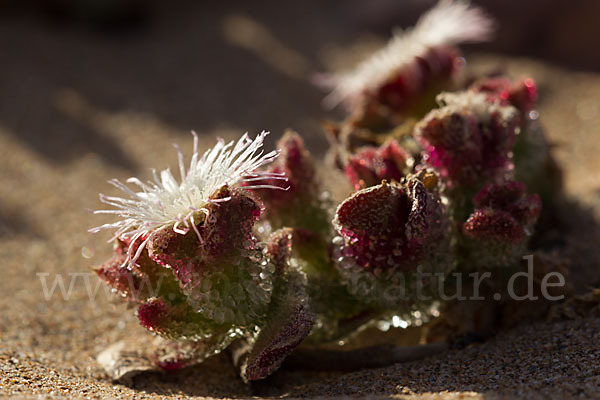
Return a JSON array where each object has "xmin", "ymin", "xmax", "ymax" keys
[
  {"xmin": 470, "ymin": 76, "xmax": 538, "ymax": 116},
  {"xmin": 92, "ymin": 132, "xmax": 316, "ymax": 379},
  {"xmin": 91, "ymin": 0, "xmax": 564, "ymax": 383}
]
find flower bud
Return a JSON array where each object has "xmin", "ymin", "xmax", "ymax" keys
[
  {"xmin": 252, "ymin": 130, "xmax": 330, "ymax": 236},
  {"xmin": 345, "ymin": 139, "xmax": 413, "ymax": 190},
  {"xmin": 462, "ymin": 180, "xmax": 541, "ymax": 267},
  {"xmin": 332, "ymin": 170, "xmax": 452, "ymax": 309},
  {"xmin": 470, "ymin": 76, "xmax": 562, "ymax": 205},
  {"xmin": 470, "ymin": 76, "xmax": 538, "ymax": 115},
  {"xmin": 266, "ymin": 228, "xmax": 293, "ymax": 274},
  {"xmin": 416, "ymin": 91, "xmax": 519, "ymax": 189}
]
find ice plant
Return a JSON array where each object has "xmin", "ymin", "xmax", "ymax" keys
[
  {"xmin": 251, "ymin": 132, "xmax": 363, "ymax": 342},
  {"xmin": 91, "ymin": 131, "xmax": 317, "ymax": 380},
  {"xmin": 91, "ymin": 0, "xmax": 568, "ymax": 384},
  {"xmin": 233, "ymin": 229, "xmax": 316, "ymax": 382},
  {"xmin": 469, "ymin": 76, "xmax": 562, "ymax": 203},
  {"xmin": 318, "ymin": 0, "xmax": 494, "ymax": 192},
  {"xmin": 319, "ymin": 0, "xmax": 493, "ymax": 115}
]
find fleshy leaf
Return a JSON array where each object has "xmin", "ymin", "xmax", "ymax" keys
[
  {"xmin": 238, "ymin": 270, "xmax": 315, "ymax": 382},
  {"xmin": 267, "ymin": 228, "xmax": 293, "ymax": 274},
  {"xmin": 95, "ymin": 238, "xmax": 182, "ymax": 303}
]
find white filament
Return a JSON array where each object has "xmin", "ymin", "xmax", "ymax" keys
[
  {"xmin": 321, "ymin": 0, "xmax": 494, "ymax": 108},
  {"xmin": 90, "ymin": 131, "xmax": 286, "ymax": 266}
]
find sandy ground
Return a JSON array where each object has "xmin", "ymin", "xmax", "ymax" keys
[{"xmin": 1, "ymin": 2, "xmax": 600, "ymax": 399}]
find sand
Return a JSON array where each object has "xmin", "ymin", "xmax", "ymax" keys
[{"xmin": 1, "ymin": 2, "xmax": 600, "ymax": 399}]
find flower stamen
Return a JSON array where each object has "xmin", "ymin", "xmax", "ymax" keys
[{"xmin": 90, "ymin": 131, "xmax": 285, "ymax": 268}]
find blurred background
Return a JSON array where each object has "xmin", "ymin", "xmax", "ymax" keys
[{"xmin": 1, "ymin": 0, "xmax": 599, "ymax": 168}]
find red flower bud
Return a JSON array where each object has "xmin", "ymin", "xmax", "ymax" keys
[
  {"xmin": 345, "ymin": 140, "xmax": 413, "ymax": 190},
  {"xmin": 334, "ymin": 171, "xmax": 445, "ymax": 271},
  {"xmin": 332, "ymin": 170, "xmax": 451, "ymax": 308},
  {"xmin": 463, "ymin": 180, "xmax": 541, "ymax": 267},
  {"xmin": 252, "ymin": 131, "xmax": 315, "ymax": 204},
  {"xmin": 416, "ymin": 91, "xmax": 519, "ymax": 188},
  {"xmin": 252, "ymin": 131, "xmax": 330, "ymax": 235},
  {"xmin": 471, "ymin": 76, "xmax": 538, "ymax": 114},
  {"xmin": 267, "ymin": 228, "xmax": 293, "ymax": 274}
]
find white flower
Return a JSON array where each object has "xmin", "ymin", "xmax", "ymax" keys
[
  {"xmin": 319, "ymin": 0, "xmax": 494, "ymax": 108},
  {"xmin": 90, "ymin": 131, "xmax": 286, "ymax": 266}
]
